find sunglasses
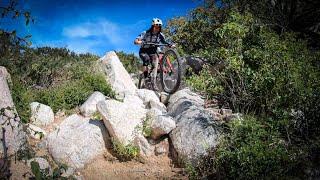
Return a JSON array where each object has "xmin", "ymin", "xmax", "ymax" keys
[{"xmin": 154, "ymin": 24, "xmax": 161, "ymax": 27}]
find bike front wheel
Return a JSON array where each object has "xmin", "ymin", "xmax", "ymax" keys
[{"xmin": 160, "ymin": 49, "xmax": 181, "ymax": 94}]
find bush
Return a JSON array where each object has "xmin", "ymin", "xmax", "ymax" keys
[
  {"xmin": 7, "ymin": 47, "xmax": 115, "ymax": 122},
  {"xmin": 213, "ymin": 116, "xmax": 292, "ymax": 179},
  {"xmin": 186, "ymin": 65, "xmax": 223, "ymax": 99},
  {"xmin": 111, "ymin": 138, "xmax": 140, "ymax": 161},
  {"xmin": 31, "ymin": 161, "xmax": 72, "ymax": 180},
  {"xmin": 183, "ymin": 11, "xmax": 320, "ymax": 138},
  {"xmin": 115, "ymin": 51, "xmax": 140, "ymax": 74},
  {"xmin": 16, "ymin": 74, "xmax": 114, "ymax": 117},
  {"xmin": 11, "ymin": 78, "xmax": 35, "ymax": 123},
  {"xmin": 168, "ymin": 7, "xmax": 320, "ymax": 178}
]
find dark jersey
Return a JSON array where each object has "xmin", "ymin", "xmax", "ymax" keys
[{"xmin": 136, "ymin": 30, "xmax": 170, "ymax": 50}]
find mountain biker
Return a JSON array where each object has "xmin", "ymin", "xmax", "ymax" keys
[{"xmin": 134, "ymin": 18, "xmax": 174, "ymax": 79}]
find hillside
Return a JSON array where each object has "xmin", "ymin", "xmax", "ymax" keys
[
  {"xmin": 0, "ymin": 50, "xmax": 240, "ymax": 179},
  {"xmin": 1, "ymin": 0, "xmax": 320, "ymax": 179}
]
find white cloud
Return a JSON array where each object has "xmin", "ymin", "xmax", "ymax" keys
[
  {"xmin": 59, "ymin": 18, "xmax": 149, "ymax": 55},
  {"xmin": 62, "ymin": 19, "xmax": 125, "ymax": 46},
  {"xmin": 63, "ymin": 26, "xmax": 92, "ymax": 38},
  {"xmin": 66, "ymin": 39, "xmax": 100, "ymax": 54}
]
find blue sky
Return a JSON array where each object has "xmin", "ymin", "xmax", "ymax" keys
[{"xmin": 1, "ymin": 0, "xmax": 200, "ymax": 56}]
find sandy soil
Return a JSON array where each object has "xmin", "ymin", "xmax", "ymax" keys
[
  {"xmin": 81, "ymin": 151, "xmax": 187, "ymax": 180},
  {"xmin": 10, "ymin": 159, "xmax": 33, "ymax": 180}
]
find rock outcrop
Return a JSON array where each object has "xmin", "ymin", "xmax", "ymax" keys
[
  {"xmin": 97, "ymin": 98, "xmax": 146, "ymax": 145},
  {"xmin": 168, "ymin": 88, "xmax": 204, "ymax": 117},
  {"xmin": 136, "ymin": 89, "xmax": 160, "ymax": 105},
  {"xmin": 154, "ymin": 138, "xmax": 169, "ymax": 156},
  {"xmin": 47, "ymin": 114, "xmax": 110, "ymax": 169},
  {"xmin": 80, "ymin": 91, "xmax": 106, "ymax": 117},
  {"xmin": 0, "ymin": 66, "xmax": 26, "ymax": 157},
  {"xmin": 99, "ymin": 51, "xmax": 137, "ymax": 99},
  {"xmin": 30, "ymin": 102, "xmax": 54, "ymax": 126},
  {"xmin": 168, "ymin": 88, "xmax": 220, "ymax": 165},
  {"xmin": 133, "ymin": 134, "xmax": 154, "ymax": 157},
  {"xmin": 150, "ymin": 115, "xmax": 176, "ymax": 140}
]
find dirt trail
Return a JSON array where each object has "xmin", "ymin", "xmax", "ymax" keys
[{"xmin": 81, "ymin": 151, "xmax": 187, "ymax": 180}]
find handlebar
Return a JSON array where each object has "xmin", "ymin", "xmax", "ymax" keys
[
  {"xmin": 143, "ymin": 42, "xmax": 170, "ymax": 47},
  {"xmin": 142, "ymin": 42, "xmax": 177, "ymax": 48}
]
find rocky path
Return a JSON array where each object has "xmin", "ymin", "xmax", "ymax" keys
[{"xmin": 2, "ymin": 51, "xmax": 240, "ymax": 179}]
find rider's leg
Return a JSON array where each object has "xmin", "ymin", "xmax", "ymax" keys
[
  {"xmin": 143, "ymin": 66, "xmax": 148, "ymax": 78},
  {"xmin": 139, "ymin": 53, "xmax": 151, "ymax": 78}
]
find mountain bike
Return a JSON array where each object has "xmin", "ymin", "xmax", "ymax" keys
[{"xmin": 138, "ymin": 43, "xmax": 181, "ymax": 94}]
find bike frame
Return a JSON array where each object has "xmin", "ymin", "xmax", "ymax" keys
[
  {"xmin": 141, "ymin": 43, "xmax": 177, "ymax": 91},
  {"xmin": 149, "ymin": 51, "xmax": 175, "ymax": 89}
]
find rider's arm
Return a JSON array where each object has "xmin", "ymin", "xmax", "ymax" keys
[
  {"xmin": 159, "ymin": 32, "xmax": 173, "ymax": 47},
  {"xmin": 134, "ymin": 31, "xmax": 146, "ymax": 45},
  {"xmin": 134, "ymin": 39, "xmax": 143, "ymax": 45}
]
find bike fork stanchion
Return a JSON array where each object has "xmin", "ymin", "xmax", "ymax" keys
[{"xmin": 152, "ymin": 56, "xmax": 159, "ymax": 91}]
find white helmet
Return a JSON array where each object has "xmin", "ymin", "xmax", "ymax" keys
[{"xmin": 152, "ymin": 18, "xmax": 163, "ymax": 26}]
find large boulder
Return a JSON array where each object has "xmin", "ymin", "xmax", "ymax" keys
[
  {"xmin": 47, "ymin": 114, "xmax": 110, "ymax": 169},
  {"xmin": 122, "ymin": 94, "xmax": 144, "ymax": 109},
  {"xmin": 99, "ymin": 51, "xmax": 137, "ymax": 98},
  {"xmin": 0, "ymin": 66, "xmax": 26, "ymax": 157},
  {"xmin": 97, "ymin": 99, "xmax": 146, "ymax": 145},
  {"xmin": 80, "ymin": 91, "xmax": 106, "ymax": 117},
  {"xmin": 167, "ymin": 88, "xmax": 204, "ymax": 117},
  {"xmin": 0, "ymin": 67, "xmax": 12, "ymax": 85},
  {"xmin": 133, "ymin": 134, "xmax": 154, "ymax": 157},
  {"xmin": 169, "ymin": 107, "xmax": 220, "ymax": 165},
  {"xmin": 30, "ymin": 102, "xmax": 54, "ymax": 126},
  {"xmin": 148, "ymin": 100, "xmax": 167, "ymax": 113},
  {"xmin": 136, "ymin": 89, "xmax": 160, "ymax": 105},
  {"xmin": 168, "ymin": 89, "xmax": 220, "ymax": 165},
  {"xmin": 150, "ymin": 115, "xmax": 176, "ymax": 140},
  {"xmin": 181, "ymin": 56, "xmax": 206, "ymax": 76}
]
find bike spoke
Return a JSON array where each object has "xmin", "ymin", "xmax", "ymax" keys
[{"xmin": 160, "ymin": 49, "xmax": 181, "ymax": 93}]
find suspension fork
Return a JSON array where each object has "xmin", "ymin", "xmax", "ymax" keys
[
  {"xmin": 160, "ymin": 53, "xmax": 174, "ymax": 73},
  {"xmin": 167, "ymin": 56, "xmax": 174, "ymax": 73},
  {"xmin": 151, "ymin": 53, "xmax": 160, "ymax": 89}
]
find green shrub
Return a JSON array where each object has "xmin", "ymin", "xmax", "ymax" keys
[
  {"xmin": 31, "ymin": 161, "xmax": 72, "ymax": 180},
  {"xmin": 35, "ymin": 80, "xmax": 91, "ymax": 112},
  {"xmin": 213, "ymin": 116, "xmax": 292, "ymax": 179},
  {"xmin": 7, "ymin": 47, "xmax": 115, "ymax": 122},
  {"xmin": 111, "ymin": 138, "xmax": 140, "ymax": 161},
  {"xmin": 115, "ymin": 51, "xmax": 140, "ymax": 74},
  {"xmin": 166, "ymin": 2, "xmax": 320, "ymax": 178},
  {"xmin": 82, "ymin": 74, "xmax": 115, "ymax": 98},
  {"xmin": 185, "ymin": 162, "xmax": 199, "ymax": 180},
  {"xmin": 186, "ymin": 65, "xmax": 223, "ymax": 99},
  {"xmin": 141, "ymin": 116, "xmax": 152, "ymax": 138},
  {"xmin": 11, "ymin": 78, "xmax": 35, "ymax": 123},
  {"xmin": 182, "ymin": 11, "xmax": 320, "ymax": 137},
  {"xmin": 33, "ymin": 74, "xmax": 114, "ymax": 113}
]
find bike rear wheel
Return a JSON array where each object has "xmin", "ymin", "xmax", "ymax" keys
[{"xmin": 160, "ymin": 49, "xmax": 181, "ymax": 94}]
